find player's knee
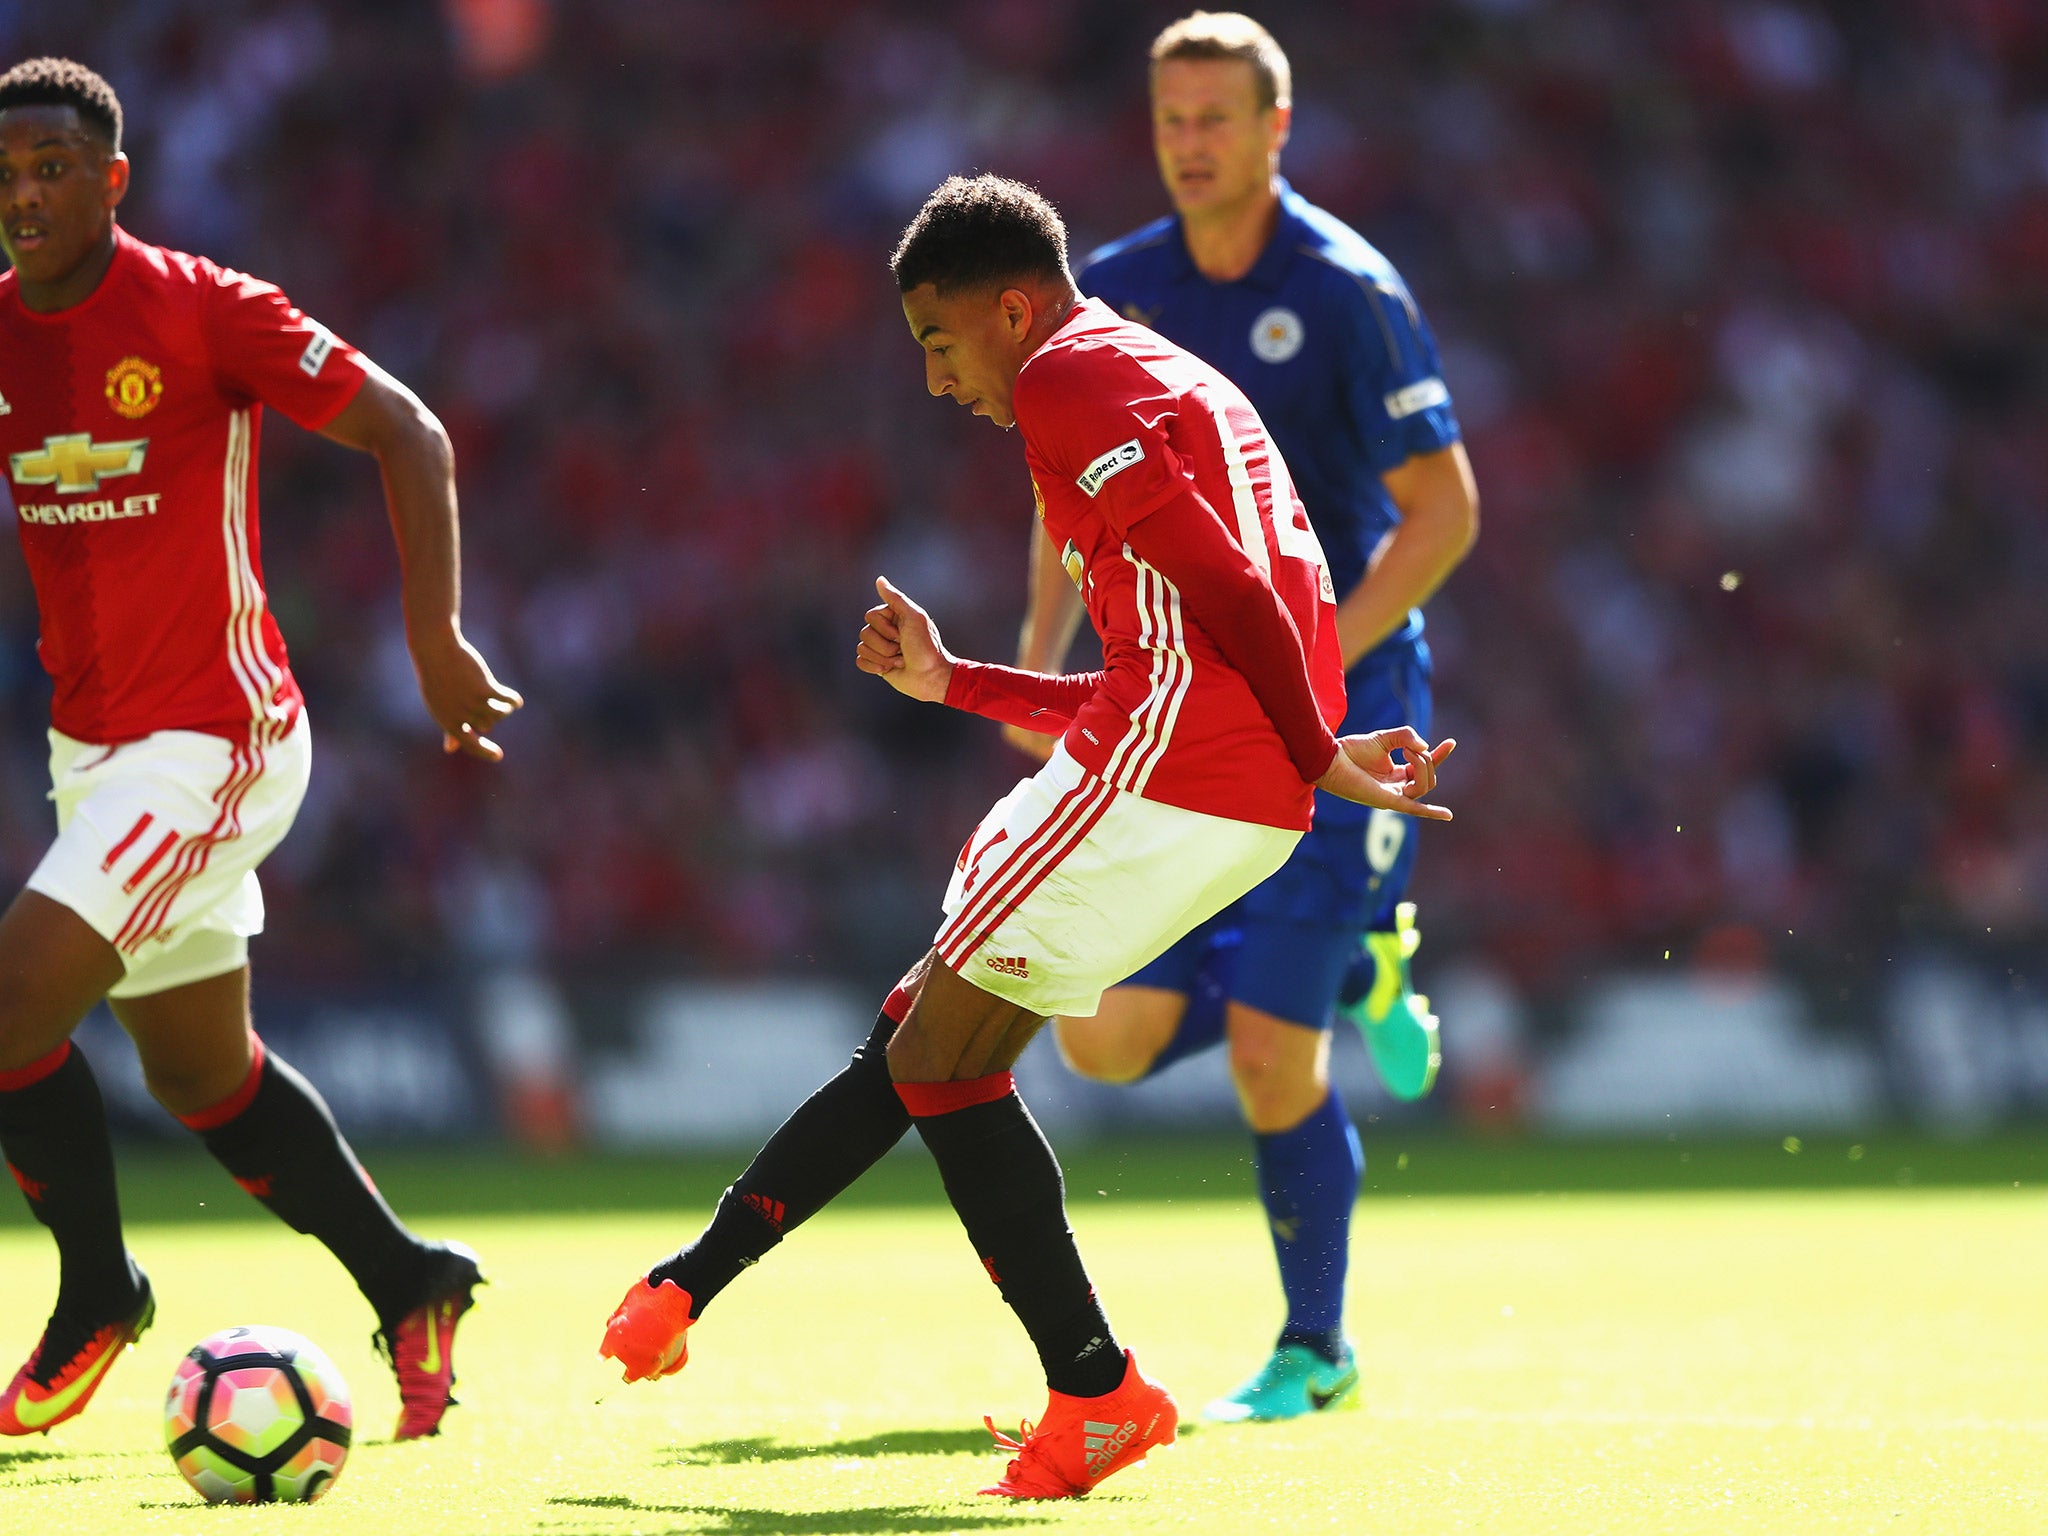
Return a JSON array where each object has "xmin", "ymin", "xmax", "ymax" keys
[
  {"xmin": 139, "ymin": 1045, "xmax": 251, "ymax": 1120},
  {"xmin": 0, "ymin": 995, "xmax": 86, "ymax": 1074},
  {"xmin": 1052, "ymin": 1015, "xmax": 1154, "ymax": 1084},
  {"xmin": 0, "ymin": 900, "xmax": 125, "ymax": 1070},
  {"xmin": 144, "ymin": 1064, "xmax": 222, "ymax": 1119},
  {"xmin": 1227, "ymin": 1036, "xmax": 1325, "ymax": 1132},
  {"xmin": 0, "ymin": 1009, "xmax": 39, "ymax": 1072},
  {"xmin": 0, "ymin": 1020, "xmax": 62, "ymax": 1075}
]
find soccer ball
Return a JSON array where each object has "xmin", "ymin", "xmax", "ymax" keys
[{"xmin": 163, "ymin": 1325, "xmax": 352, "ymax": 1503}]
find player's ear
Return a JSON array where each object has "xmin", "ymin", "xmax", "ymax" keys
[
  {"xmin": 999, "ymin": 286, "xmax": 1034, "ymax": 341},
  {"xmin": 1267, "ymin": 102, "xmax": 1291, "ymax": 155},
  {"xmin": 103, "ymin": 152, "xmax": 130, "ymax": 210}
]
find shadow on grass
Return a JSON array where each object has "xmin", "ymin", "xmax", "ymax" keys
[
  {"xmin": 7, "ymin": 1471, "xmax": 132, "ymax": 1489},
  {"xmin": 662, "ymin": 1427, "xmax": 995, "ymax": 1467},
  {"xmin": 547, "ymin": 1495, "xmax": 1051, "ymax": 1533},
  {"xmin": 0, "ymin": 1444, "xmax": 155, "ymax": 1467},
  {"xmin": 0, "ymin": 1447, "xmax": 67, "ymax": 1469},
  {"xmin": 2, "ymin": 1442, "xmax": 159, "ymax": 1489}
]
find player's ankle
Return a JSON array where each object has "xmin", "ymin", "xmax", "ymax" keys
[
  {"xmin": 1277, "ymin": 1326, "xmax": 1347, "ymax": 1365},
  {"xmin": 1043, "ymin": 1322, "xmax": 1125, "ymax": 1398},
  {"xmin": 55, "ymin": 1255, "xmax": 148, "ymax": 1327}
]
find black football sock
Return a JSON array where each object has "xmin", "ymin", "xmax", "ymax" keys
[
  {"xmin": 0, "ymin": 1041, "xmax": 141, "ymax": 1321},
  {"xmin": 649, "ymin": 1012, "xmax": 911, "ymax": 1315},
  {"xmin": 901, "ymin": 1073, "xmax": 1124, "ymax": 1398},
  {"xmin": 183, "ymin": 1038, "xmax": 427, "ymax": 1329}
]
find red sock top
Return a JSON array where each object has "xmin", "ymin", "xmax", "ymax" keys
[
  {"xmin": 882, "ymin": 982, "xmax": 916, "ymax": 1024},
  {"xmin": 176, "ymin": 1034, "xmax": 268, "ymax": 1131},
  {"xmin": 894, "ymin": 1071, "xmax": 1016, "ymax": 1117},
  {"xmin": 0, "ymin": 1040, "xmax": 71, "ymax": 1093}
]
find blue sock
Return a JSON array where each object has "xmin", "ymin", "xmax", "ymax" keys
[
  {"xmin": 1139, "ymin": 934, "xmax": 1239, "ymax": 1079},
  {"xmin": 1254, "ymin": 1087, "xmax": 1362, "ymax": 1361}
]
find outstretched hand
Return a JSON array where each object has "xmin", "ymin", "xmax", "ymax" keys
[
  {"xmin": 1314, "ymin": 727, "xmax": 1455, "ymax": 820},
  {"xmin": 856, "ymin": 576, "xmax": 956, "ymax": 702}
]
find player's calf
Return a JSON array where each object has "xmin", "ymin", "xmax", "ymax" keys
[
  {"xmin": 899, "ymin": 1070, "xmax": 1126, "ymax": 1399},
  {"xmin": 609, "ymin": 1007, "xmax": 915, "ymax": 1364},
  {"xmin": 0, "ymin": 1040, "xmax": 136, "ymax": 1337},
  {"xmin": 179, "ymin": 1039, "xmax": 444, "ymax": 1318}
]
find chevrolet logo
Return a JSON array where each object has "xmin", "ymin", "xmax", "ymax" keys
[{"xmin": 10, "ymin": 433, "xmax": 149, "ymax": 494}]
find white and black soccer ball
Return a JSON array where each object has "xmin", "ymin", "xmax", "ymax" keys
[{"xmin": 163, "ymin": 1325, "xmax": 352, "ymax": 1503}]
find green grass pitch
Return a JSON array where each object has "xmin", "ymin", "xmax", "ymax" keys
[{"xmin": 2, "ymin": 1140, "xmax": 2045, "ymax": 1534}]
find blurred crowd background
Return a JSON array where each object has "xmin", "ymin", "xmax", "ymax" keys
[{"xmin": 5, "ymin": 0, "xmax": 2046, "ymax": 1139}]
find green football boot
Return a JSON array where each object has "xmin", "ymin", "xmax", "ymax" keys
[
  {"xmin": 1203, "ymin": 1342, "xmax": 1360, "ymax": 1423},
  {"xmin": 1338, "ymin": 901, "xmax": 1440, "ymax": 1101}
]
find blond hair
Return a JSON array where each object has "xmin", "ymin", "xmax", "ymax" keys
[{"xmin": 1149, "ymin": 11, "xmax": 1291, "ymax": 112}]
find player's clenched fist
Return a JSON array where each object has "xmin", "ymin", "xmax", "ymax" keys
[
  {"xmin": 856, "ymin": 576, "xmax": 956, "ymax": 703},
  {"xmin": 1314, "ymin": 727, "xmax": 1455, "ymax": 821}
]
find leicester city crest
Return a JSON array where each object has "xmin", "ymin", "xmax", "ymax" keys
[{"xmin": 1249, "ymin": 307, "xmax": 1304, "ymax": 363}]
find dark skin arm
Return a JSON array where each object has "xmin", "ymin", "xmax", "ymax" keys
[
  {"xmin": 318, "ymin": 362, "xmax": 522, "ymax": 760},
  {"xmin": 1335, "ymin": 441, "xmax": 1480, "ymax": 665}
]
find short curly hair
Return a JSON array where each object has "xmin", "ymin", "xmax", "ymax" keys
[
  {"xmin": 0, "ymin": 57, "xmax": 123, "ymax": 152},
  {"xmin": 891, "ymin": 174, "xmax": 1071, "ymax": 297}
]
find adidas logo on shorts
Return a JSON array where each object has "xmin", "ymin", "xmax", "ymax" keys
[{"xmin": 983, "ymin": 955, "xmax": 1030, "ymax": 979}]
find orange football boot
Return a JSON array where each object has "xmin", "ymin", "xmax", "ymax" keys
[
  {"xmin": 374, "ymin": 1240, "xmax": 484, "ymax": 1441},
  {"xmin": 0, "ymin": 1278, "xmax": 155, "ymax": 1437},
  {"xmin": 599, "ymin": 1277, "xmax": 695, "ymax": 1382},
  {"xmin": 979, "ymin": 1350, "xmax": 1178, "ymax": 1499}
]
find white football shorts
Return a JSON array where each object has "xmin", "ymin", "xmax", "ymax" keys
[
  {"xmin": 934, "ymin": 743, "xmax": 1300, "ymax": 1017},
  {"xmin": 27, "ymin": 713, "xmax": 311, "ymax": 999}
]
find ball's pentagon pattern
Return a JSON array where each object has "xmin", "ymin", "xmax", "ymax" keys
[
  {"xmin": 162, "ymin": 1326, "xmax": 352, "ymax": 1505},
  {"xmin": 173, "ymin": 1445, "xmax": 245, "ymax": 1504},
  {"xmin": 214, "ymin": 1369, "xmax": 297, "ymax": 1456}
]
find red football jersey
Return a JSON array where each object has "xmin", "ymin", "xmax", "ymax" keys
[
  {"xmin": 0, "ymin": 226, "xmax": 367, "ymax": 744},
  {"xmin": 1012, "ymin": 298, "xmax": 1345, "ymax": 831}
]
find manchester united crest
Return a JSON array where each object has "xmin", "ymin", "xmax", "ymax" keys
[{"xmin": 104, "ymin": 356, "xmax": 164, "ymax": 420}]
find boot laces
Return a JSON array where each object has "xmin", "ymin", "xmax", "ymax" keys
[
  {"xmin": 984, "ymin": 1414, "xmax": 1037, "ymax": 1453},
  {"xmin": 27, "ymin": 1316, "xmax": 107, "ymax": 1388},
  {"xmin": 983, "ymin": 1416, "xmax": 1078, "ymax": 1496}
]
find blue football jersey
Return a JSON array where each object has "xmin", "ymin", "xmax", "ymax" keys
[{"xmin": 1079, "ymin": 179, "xmax": 1460, "ymax": 661}]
